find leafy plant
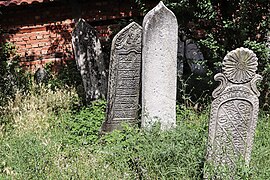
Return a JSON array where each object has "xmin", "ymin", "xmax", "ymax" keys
[
  {"xmin": 244, "ymin": 40, "xmax": 270, "ymax": 110},
  {"xmin": 0, "ymin": 42, "xmax": 31, "ymax": 106},
  {"xmin": 97, "ymin": 108, "xmax": 209, "ymax": 179},
  {"xmin": 61, "ymin": 100, "xmax": 106, "ymax": 146},
  {"xmin": 0, "ymin": 134, "xmax": 53, "ymax": 179},
  {"xmin": 44, "ymin": 60, "xmax": 82, "ymax": 90}
]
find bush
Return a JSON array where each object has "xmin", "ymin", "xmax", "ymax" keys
[
  {"xmin": 0, "ymin": 133, "xmax": 53, "ymax": 179},
  {"xmin": 0, "ymin": 42, "xmax": 31, "ymax": 106},
  {"xmin": 44, "ymin": 60, "xmax": 82, "ymax": 90}
]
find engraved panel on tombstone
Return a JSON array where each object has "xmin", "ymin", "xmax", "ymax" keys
[
  {"xmin": 101, "ymin": 22, "xmax": 142, "ymax": 132},
  {"xmin": 205, "ymin": 47, "xmax": 262, "ymax": 178}
]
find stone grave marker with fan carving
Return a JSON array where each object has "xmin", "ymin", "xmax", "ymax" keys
[{"xmin": 205, "ymin": 47, "xmax": 262, "ymax": 177}]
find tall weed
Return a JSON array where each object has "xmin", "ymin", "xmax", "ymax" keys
[{"xmin": 0, "ymin": 84, "xmax": 79, "ymax": 137}]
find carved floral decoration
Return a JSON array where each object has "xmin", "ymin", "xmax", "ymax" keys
[{"xmin": 223, "ymin": 47, "xmax": 258, "ymax": 84}]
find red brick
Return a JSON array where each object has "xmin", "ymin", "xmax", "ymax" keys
[
  {"xmin": 32, "ymin": 44, "xmax": 39, "ymax": 48},
  {"xmin": 30, "ymin": 36, "xmax": 37, "ymax": 40},
  {"xmin": 36, "ymin": 35, "xmax": 43, "ymax": 40},
  {"xmin": 12, "ymin": 37, "xmax": 23, "ymax": 42},
  {"xmin": 17, "ymin": 48, "xmax": 25, "ymax": 52},
  {"xmin": 38, "ymin": 43, "xmax": 47, "ymax": 47},
  {"xmin": 35, "ymin": 51, "xmax": 42, "ymax": 55},
  {"xmin": 22, "ymin": 37, "xmax": 29, "ymax": 41},
  {"xmin": 39, "ymin": 31, "xmax": 49, "ymax": 35},
  {"xmin": 29, "ymin": 39, "xmax": 44, "ymax": 44},
  {"xmin": 43, "ymin": 34, "xmax": 50, "ymax": 39},
  {"xmin": 26, "ymin": 45, "xmax": 32, "ymax": 49},
  {"xmin": 50, "ymin": 34, "xmax": 57, "ymax": 38},
  {"xmin": 17, "ymin": 41, "xmax": 27, "ymax": 45}
]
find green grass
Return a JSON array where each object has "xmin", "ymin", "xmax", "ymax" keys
[
  {"xmin": 250, "ymin": 112, "xmax": 270, "ymax": 179},
  {"xmin": 0, "ymin": 85, "xmax": 269, "ymax": 179}
]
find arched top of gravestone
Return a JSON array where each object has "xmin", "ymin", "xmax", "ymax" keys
[
  {"xmin": 72, "ymin": 18, "xmax": 96, "ymax": 42},
  {"xmin": 143, "ymin": 1, "xmax": 177, "ymax": 30},
  {"xmin": 112, "ymin": 22, "xmax": 142, "ymax": 53},
  {"xmin": 223, "ymin": 47, "xmax": 258, "ymax": 84},
  {"xmin": 73, "ymin": 18, "xmax": 94, "ymax": 32}
]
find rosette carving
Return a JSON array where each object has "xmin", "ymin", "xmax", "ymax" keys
[{"xmin": 223, "ymin": 47, "xmax": 258, "ymax": 84}]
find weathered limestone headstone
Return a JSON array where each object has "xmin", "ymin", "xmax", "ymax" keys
[
  {"xmin": 205, "ymin": 47, "xmax": 262, "ymax": 177},
  {"xmin": 142, "ymin": 1, "xmax": 178, "ymax": 130},
  {"xmin": 72, "ymin": 18, "xmax": 107, "ymax": 103},
  {"xmin": 101, "ymin": 22, "xmax": 142, "ymax": 132}
]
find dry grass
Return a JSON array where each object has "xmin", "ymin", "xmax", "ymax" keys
[{"xmin": 1, "ymin": 84, "xmax": 79, "ymax": 137}]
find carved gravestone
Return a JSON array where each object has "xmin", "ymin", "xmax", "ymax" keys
[
  {"xmin": 34, "ymin": 67, "xmax": 48, "ymax": 84},
  {"xmin": 205, "ymin": 47, "xmax": 262, "ymax": 177},
  {"xmin": 72, "ymin": 18, "xmax": 107, "ymax": 103},
  {"xmin": 101, "ymin": 22, "xmax": 142, "ymax": 132},
  {"xmin": 142, "ymin": 2, "xmax": 178, "ymax": 130}
]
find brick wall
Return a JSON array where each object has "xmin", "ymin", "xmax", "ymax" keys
[{"xmin": 0, "ymin": 0, "xmax": 153, "ymax": 71}]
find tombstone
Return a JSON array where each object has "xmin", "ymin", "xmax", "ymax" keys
[
  {"xmin": 72, "ymin": 18, "xmax": 107, "ymax": 103},
  {"xmin": 34, "ymin": 67, "xmax": 48, "ymax": 84},
  {"xmin": 205, "ymin": 47, "xmax": 262, "ymax": 177},
  {"xmin": 177, "ymin": 30, "xmax": 206, "ymax": 76},
  {"xmin": 177, "ymin": 37, "xmax": 184, "ymax": 78},
  {"xmin": 185, "ymin": 39, "xmax": 206, "ymax": 75},
  {"xmin": 141, "ymin": 1, "xmax": 178, "ymax": 130},
  {"xmin": 177, "ymin": 31, "xmax": 207, "ymax": 103},
  {"xmin": 101, "ymin": 22, "xmax": 142, "ymax": 132}
]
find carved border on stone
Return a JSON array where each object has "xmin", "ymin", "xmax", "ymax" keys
[{"xmin": 102, "ymin": 22, "xmax": 142, "ymax": 132}]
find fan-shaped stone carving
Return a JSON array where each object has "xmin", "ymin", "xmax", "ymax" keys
[{"xmin": 223, "ymin": 47, "xmax": 258, "ymax": 84}]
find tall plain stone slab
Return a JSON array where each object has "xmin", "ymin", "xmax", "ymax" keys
[
  {"xmin": 142, "ymin": 2, "xmax": 178, "ymax": 130},
  {"xmin": 72, "ymin": 18, "xmax": 107, "ymax": 103},
  {"xmin": 205, "ymin": 47, "xmax": 262, "ymax": 176},
  {"xmin": 101, "ymin": 22, "xmax": 142, "ymax": 132}
]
